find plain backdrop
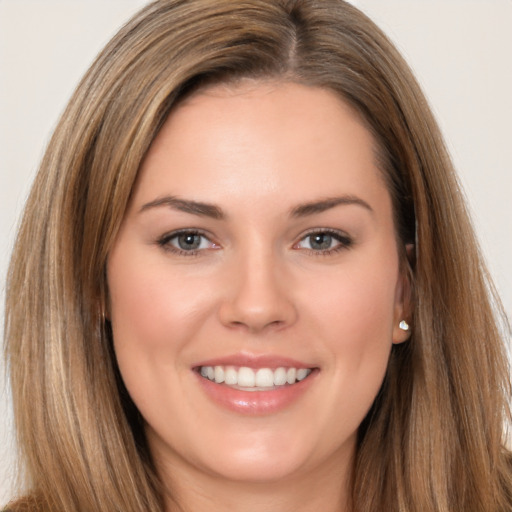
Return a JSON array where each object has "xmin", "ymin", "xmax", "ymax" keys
[{"xmin": 1, "ymin": 0, "xmax": 511, "ymax": 505}]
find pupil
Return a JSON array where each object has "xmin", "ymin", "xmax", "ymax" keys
[
  {"xmin": 178, "ymin": 234, "xmax": 200, "ymax": 250},
  {"xmin": 311, "ymin": 234, "xmax": 332, "ymax": 250}
]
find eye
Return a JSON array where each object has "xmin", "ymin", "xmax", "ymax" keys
[
  {"xmin": 295, "ymin": 230, "xmax": 352, "ymax": 254},
  {"xmin": 157, "ymin": 230, "xmax": 218, "ymax": 254}
]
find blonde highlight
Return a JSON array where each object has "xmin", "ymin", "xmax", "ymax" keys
[{"xmin": 5, "ymin": 1, "xmax": 511, "ymax": 511}]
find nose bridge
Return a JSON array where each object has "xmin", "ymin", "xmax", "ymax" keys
[{"xmin": 218, "ymin": 235, "xmax": 297, "ymax": 332}]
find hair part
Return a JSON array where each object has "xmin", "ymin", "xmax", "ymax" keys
[{"xmin": 5, "ymin": 1, "xmax": 512, "ymax": 511}]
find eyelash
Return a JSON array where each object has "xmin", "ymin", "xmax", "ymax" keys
[
  {"xmin": 156, "ymin": 228, "xmax": 353, "ymax": 256},
  {"xmin": 156, "ymin": 229, "xmax": 217, "ymax": 257},
  {"xmin": 294, "ymin": 229, "xmax": 353, "ymax": 256}
]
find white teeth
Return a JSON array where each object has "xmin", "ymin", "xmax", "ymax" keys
[
  {"xmin": 238, "ymin": 367, "xmax": 255, "ymax": 387},
  {"xmin": 255, "ymin": 368, "xmax": 274, "ymax": 387},
  {"xmin": 273, "ymin": 367, "xmax": 287, "ymax": 386},
  {"xmin": 214, "ymin": 365, "xmax": 225, "ymax": 383},
  {"xmin": 198, "ymin": 365, "xmax": 312, "ymax": 389},
  {"xmin": 296, "ymin": 368, "xmax": 309, "ymax": 381},
  {"xmin": 225, "ymin": 366, "xmax": 238, "ymax": 385}
]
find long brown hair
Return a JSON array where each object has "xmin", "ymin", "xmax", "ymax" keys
[{"xmin": 5, "ymin": 1, "xmax": 512, "ymax": 510}]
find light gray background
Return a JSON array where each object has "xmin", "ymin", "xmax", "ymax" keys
[{"xmin": 1, "ymin": 0, "xmax": 511, "ymax": 504}]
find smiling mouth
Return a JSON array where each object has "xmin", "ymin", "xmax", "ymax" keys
[{"xmin": 197, "ymin": 365, "xmax": 313, "ymax": 391}]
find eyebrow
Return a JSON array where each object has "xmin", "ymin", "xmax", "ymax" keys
[
  {"xmin": 290, "ymin": 195, "xmax": 374, "ymax": 217},
  {"xmin": 139, "ymin": 194, "xmax": 373, "ymax": 220},
  {"xmin": 139, "ymin": 196, "xmax": 225, "ymax": 219}
]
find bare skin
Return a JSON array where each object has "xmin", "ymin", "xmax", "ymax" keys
[{"xmin": 108, "ymin": 81, "xmax": 410, "ymax": 512}]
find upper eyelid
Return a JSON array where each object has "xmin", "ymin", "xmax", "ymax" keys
[
  {"xmin": 156, "ymin": 230, "xmax": 219, "ymax": 257},
  {"xmin": 297, "ymin": 227, "xmax": 352, "ymax": 240},
  {"xmin": 156, "ymin": 227, "xmax": 352, "ymax": 249},
  {"xmin": 158, "ymin": 228, "xmax": 213, "ymax": 241},
  {"xmin": 294, "ymin": 228, "xmax": 354, "ymax": 250}
]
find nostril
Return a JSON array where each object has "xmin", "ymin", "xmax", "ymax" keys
[
  {"xmin": 218, "ymin": 301, "xmax": 296, "ymax": 333},
  {"xmin": 216, "ymin": 264, "xmax": 298, "ymax": 331},
  {"xmin": 227, "ymin": 318, "xmax": 286, "ymax": 333}
]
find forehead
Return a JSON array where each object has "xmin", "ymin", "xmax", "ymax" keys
[{"xmin": 131, "ymin": 81, "xmax": 390, "ymax": 216}]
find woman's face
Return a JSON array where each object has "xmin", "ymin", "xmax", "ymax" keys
[{"xmin": 107, "ymin": 82, "xmax": 409, "ymax": 485}]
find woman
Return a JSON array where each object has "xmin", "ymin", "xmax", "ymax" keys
[{"xmin": 4, "ymin": 0, "xmax": 511, "ymax": 511}]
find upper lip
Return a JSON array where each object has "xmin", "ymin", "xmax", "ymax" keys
[{"xmin": 194, "ymin": 352, "xmax": 316, "ymax": 370}]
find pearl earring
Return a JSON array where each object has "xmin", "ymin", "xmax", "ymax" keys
[{"xmin": 399, "ymin": 320, "xmax": 410, "ymax": 331}]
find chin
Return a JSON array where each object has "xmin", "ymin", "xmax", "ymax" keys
[
  {"xmin": 201, "ymin": 450, "xmax": 310, "ymax": 483},
  {"xmin": 147, "ymin": 420, "xmax": 326, "ymax": 484}
]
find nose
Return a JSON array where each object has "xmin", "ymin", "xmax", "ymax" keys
[{"xmin": 217, "ymin": 247, "xmax": 298, "ymax": 333}]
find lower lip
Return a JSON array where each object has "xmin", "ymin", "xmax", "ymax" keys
[{"xmin": 195, "ymin": 370, "xmax": 318, "ymax": 415}]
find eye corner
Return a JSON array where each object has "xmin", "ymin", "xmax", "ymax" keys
[
  {"xmin": 156, "ymin": 229, "xmax": 220, "ymax": 256},
  {"xmin": 293, "ymin": 228, "xmax": 354, "ymax": 255}
]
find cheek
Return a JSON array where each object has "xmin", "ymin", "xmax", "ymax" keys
[
  {"xmin": 106, "ymin": 253, "xmax": 217, "ymax": 418},
  {"xmin": 299, "ymin": 256, "xmax": 398, "ymax": 411},
  {"xmin": 108, "ymin": 257, "xmax": 214, "ymax": 350},
  {"xmin": 106, "ymin": 252, "xmax": 213, "ymax": 409},
  {"xmin": 302, "ymin": 257, "xmax": 399, "ymax": 342}
]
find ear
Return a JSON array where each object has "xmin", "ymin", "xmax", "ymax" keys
[{"xmin": 392, "ymin": 244, "xmax": 414, "ymax": 344}]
